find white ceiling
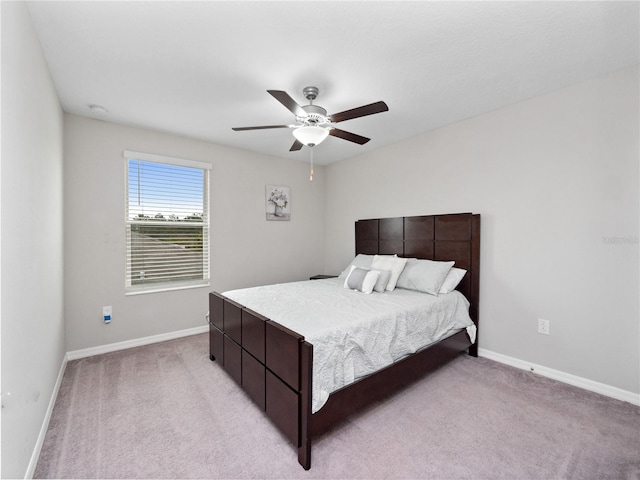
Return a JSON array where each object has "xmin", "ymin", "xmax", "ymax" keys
[{"xmin": 27, "ymin": 1, "xmax": 639, "ymax": 166}]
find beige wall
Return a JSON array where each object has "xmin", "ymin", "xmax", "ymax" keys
[
  {"xmin": 63, "ymin": 115, "xmax": 325, "ymax": 352},
  {"xmin": 324, "ymin": 65, "xmax": 639, "ymax": 395},
  {"xmin": 1, "ymin": 2, "xmax": 65, "ymax": 478}
]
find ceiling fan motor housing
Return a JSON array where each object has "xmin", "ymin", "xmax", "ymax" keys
[{"xmin": 300, "ymin": 104, "xmax": 330, "ymax": 126}]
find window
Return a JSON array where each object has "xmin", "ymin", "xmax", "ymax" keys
[{"xmin": 124, "ymin": 151, "xmax": 210, "ymax": 294}]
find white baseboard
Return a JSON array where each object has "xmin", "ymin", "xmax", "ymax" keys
[
  {"xmin": 25, "ymin": 352, "xmax": 68, "ymax": 479},
  {"xmin": 478, "ymin": 348, "xmax": 640, "ymax": 406},
  {"xmin": 66, "ymin": 324, "xmax": 209, "ymax": 360}
]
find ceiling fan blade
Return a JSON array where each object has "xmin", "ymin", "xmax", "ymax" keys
[
  {"xmin": 329, "ymin": 128, "xmax": 370, "ymax": 145},
  {"xmin": 290, "ymin": 139, "xmax": 304, "ymax": 151},
  {"xmin": 329, "ymin": 101, "xmax": 389, "ymax": 123},
  {"xmin": 267, "ymin": 90, "xmax": 306, "ymax": 117},
  {"xmin": 232, "ymin": 125, "xmax": 291, "ymax": 131}
]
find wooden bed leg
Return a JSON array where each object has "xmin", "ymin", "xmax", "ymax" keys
[
  {"xmin": 298, "ymin": 341, "xmax": 313, "ymax": 470},
  {"xmin": 468, "ymin": 344, "xmax": 478, "ymax": 358},
  {"xmin": 298, "ymin": 441, "xmax": 311, "ymax": 470}
]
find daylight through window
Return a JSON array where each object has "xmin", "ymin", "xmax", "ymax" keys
[{"xmin": 124, "ymin": 151, "xmax": 210, "ymax": 293}]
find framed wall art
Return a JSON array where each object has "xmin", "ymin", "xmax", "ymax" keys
[{"xmin": 266, "ymin": 185, "xmax": 290, "ymax": 221}]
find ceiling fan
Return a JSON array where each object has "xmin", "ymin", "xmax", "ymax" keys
[{"xmin": 232, "ymin": 86, "xmax": 389, "ymax": 151}]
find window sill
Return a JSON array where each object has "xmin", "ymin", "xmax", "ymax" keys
[{"xmin": 126, "ymin": 280, "xmax": 210, "ymax": 296}]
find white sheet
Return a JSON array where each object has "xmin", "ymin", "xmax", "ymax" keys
[{"xmin": 223, "ymin": 278, "xmax": 476, "ymax": 413}]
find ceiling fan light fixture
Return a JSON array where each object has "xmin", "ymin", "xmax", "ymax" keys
[{"xmin": 292, "ymin": 125, "xmax": 330, "ymax": 147}]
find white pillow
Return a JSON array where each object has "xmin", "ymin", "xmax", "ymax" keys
[
  {"xmin": 439, "ymin": 268, "xmax": 467, "ymax": 294},
  {"xmin": 344, "ymin": 266, "xmax": 380, "ymax": 294},
  {"xmin": 396, "ymin": 258, "xmax": 454, "ymax": 296},
  {"xmin": 338, "ymin": 254, "xmax": 375, "ymax": 280},
  {"xmin": 371, "ymin": 255, "xmax": 408, "ymax": 291},
  {"xmin": 371, "ymin": 269, "xmax": 392, "ymax": 293}
]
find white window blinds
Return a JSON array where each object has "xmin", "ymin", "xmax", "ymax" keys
[{"xmin": 124, "ymin": 151, "xmax": 210, "ymax": 293}]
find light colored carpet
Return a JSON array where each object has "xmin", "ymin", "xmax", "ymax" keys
[{"xmin": 35, "ymin": 333, "xmax": 640, "ymax": 479}]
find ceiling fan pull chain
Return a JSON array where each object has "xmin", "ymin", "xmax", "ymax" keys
[{"xmin": 309, "ymin": 147, "xmax": 314, "ymax": 182}]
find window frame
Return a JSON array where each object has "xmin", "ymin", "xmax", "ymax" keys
[{"xmin": 124, "ymin": 150, "xmax": 211, "ymax": 295}]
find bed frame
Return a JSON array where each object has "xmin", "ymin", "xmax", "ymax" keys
[{"xmin": 208, "ymin": 212, "xmax": 480, "ymax": 469}]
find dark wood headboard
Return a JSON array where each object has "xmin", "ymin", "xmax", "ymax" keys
[{"xmin": 355, "ymin": 213, "xmax": 480, "ymax": 337}]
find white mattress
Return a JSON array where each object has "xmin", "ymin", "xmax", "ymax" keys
[{"xmin": 224, "ymin": 278, "xmax": 476, "ymax": 413}]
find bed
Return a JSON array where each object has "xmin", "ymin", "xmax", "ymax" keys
[{"xmin": 208, "ymin": 212, "xmax": 480, "ymax": 469}]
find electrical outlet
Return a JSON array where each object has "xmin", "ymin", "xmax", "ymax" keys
[
  {"xmin": 538, "ymin": 318, "xmax": 550, "ymax": 335},
  {"xmin": 103, "ymin": 306, "xmax": 112, "ymax": 324}
]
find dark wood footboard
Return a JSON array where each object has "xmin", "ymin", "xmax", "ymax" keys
[{"xmin": 208, "ymin": 292, "xmax": 314, "ymax": 467}]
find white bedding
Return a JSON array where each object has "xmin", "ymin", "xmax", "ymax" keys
[{"xmin": 223, "ymin": 278, "xmax": 476, "ymax": 413}]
